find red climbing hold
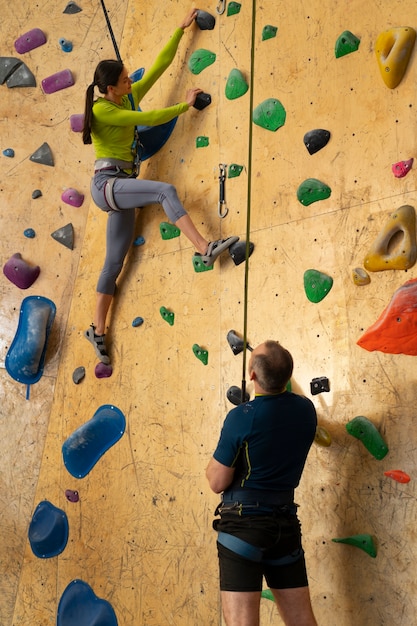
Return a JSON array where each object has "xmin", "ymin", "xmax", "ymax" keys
[{"xmin": 384, "ymin": 470, "xmax": 411, "ymax": 483}]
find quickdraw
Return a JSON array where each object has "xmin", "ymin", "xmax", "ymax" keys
[{"xmin": 218, "ymin": 163, "xmax": 229, "ymax": 218}]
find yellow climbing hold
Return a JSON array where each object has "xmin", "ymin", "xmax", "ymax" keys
[
  {"xmin": 314, "ymin": 425, "xmax": 332, "ymax": 447},
  {"xmin": 364, "ymin": 205, "xmax": 417, "ymax": 272},
  {"xmin": 375, "ymin": 27, "xmax": 416, "ymax": 89},
  {"xmin": 352, "ymin": 267, "xmax": 370, "ymax": 286}
]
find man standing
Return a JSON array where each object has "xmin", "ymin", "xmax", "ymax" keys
[{"xmin": 206, "ymin": 341, "xmax": 318, "ymax": 626}]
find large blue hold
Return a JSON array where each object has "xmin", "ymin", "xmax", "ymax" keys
[
  {"xmin": 28, "ymin": 500, "xmax": 69, "ymax": 558},
  {"xmin": 5, "ymin": 296, "xmax": 56, "ymax": 392},
  {"xmin": 62, "ymin": 405, "xmax": 126, "ymax": 478},
  {"xmin": 57, "ymin": 580, "xmax": 118, "ymax": 626}
]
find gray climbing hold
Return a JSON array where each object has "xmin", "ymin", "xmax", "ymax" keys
[
  {"xmin": 0, "ymin": 57, "xmax": 22, "ymax": 84},
  {"xmin": 51, "ymin": 223, "xmax": 74, "ymax": 250},
  {"xmin": 72, "ymin": 366, "xmax": 85, "ymax": 384},
  {"xmin": 30, "ymin": 143, "xmax": 54, "ymax": 167},
  {"xmin": 6, "ymin": 62, "xmax": 36, "ymax": 88},
  {"xmin": 63, "ymin": 1, "xmax": 82, "ymax": 13}
]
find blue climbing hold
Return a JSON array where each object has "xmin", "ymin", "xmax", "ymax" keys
[
  {"xmin": 5, "ymin": 296, "xmax": 56, "ymax": 396},
  {"xmin": 28, "ymin": 500, "xmax": 69, "ymax": 558},
  {"xmin": 62, "ymin": 405, "xmax": 126, "ymax": 478},
  {"xmin": 24, "ymin": 228, "xmax": 36, "ymax": 238},
  {"xmin": 3, "ymin": 148, "xmax": 14, "ymax": 157},
  {"xmin": 132, "ymin": 317, "xmax": 144, "ymax": 327},
  {"xmin": 57, "ymin": 580, "xmax": 118, "ymax": 626}
]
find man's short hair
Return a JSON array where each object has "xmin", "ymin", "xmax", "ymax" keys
[{"xmin": 252, "ymin": 341, "xmax": 293, "ymax": 393}]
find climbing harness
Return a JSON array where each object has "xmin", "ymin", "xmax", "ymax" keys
[
  {"xmin": 216, "ymin": 0, "xmax": 226, "ymax": 14},
  {"xmin": 217, "ymin": 531, "xmax": 304, "ymax": 566},
  {"xmin": 218, "ymin": 163, "xmax": 229, "ymax": 218}
]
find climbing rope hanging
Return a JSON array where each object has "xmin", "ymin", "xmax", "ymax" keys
[
  {"xmin": 100, "ymin": 0, "xmax": 122, "ymax": 61},
  {"xmin": 240, "ymin": 0, "xmax": 257, "ymax": 403}
]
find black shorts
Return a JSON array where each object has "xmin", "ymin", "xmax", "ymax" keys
[{"xmin": 214, "ymin": 507, "xmax": 308, "ymax": 592}]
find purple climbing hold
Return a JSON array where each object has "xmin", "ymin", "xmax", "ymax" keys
[
  {"xmin": 95, "ymin": 362, "xmax": 113, "ymax": 379},
  {"xmin": 65, "ymin": 489, "xmax": 79, "ymax": 502},
  {"xmin": 69, "ymin": 114, "xmax": 84, "ymax": 132},
  {"xmin": 3, "ymin": 253, "xmax": 40, "ymax": 289},
  {"xmin": 61, "ymin": 188, "xmax": 84, "ymax": 207},
  {"xmin": 14, "ymin": 28, "xmax": 47, "ymax": 54},
  {"xmin": 41, "ymin": 69, "xmax": 74, "ymax": 94}
]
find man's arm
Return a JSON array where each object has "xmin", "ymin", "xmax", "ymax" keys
[{"xmin": 206, "ymin": 457, "xmax": 235, "ymax": 494}]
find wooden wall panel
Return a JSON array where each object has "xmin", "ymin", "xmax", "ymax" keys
[{"xmin": 1, "ymin": 0, "xmax": 417, "ymax": 625}]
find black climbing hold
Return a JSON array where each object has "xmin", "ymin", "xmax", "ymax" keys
[
  {"xmin": 63, "ymin": 1, "xmax": 82, "ymax": 13},
  {"xmin": 193, "ymin": 92, "xmax": 212, "ymax": 110},
  {"xmin": 227, "ymin": 385, "xmax": 250, "ymax": 405},
  {"xmin": 30, "ymin": 143, "xmax": 54, "ymax": 167},
  {"xmin": 72, "ymin": 366, "xmax": 85, "ymax": 384},
  {"xmin": 310, "ymin": 376, "xmax": 330, "ymax": 395},
  {"xmin": 228, "ymin": 240, "xmax": 254, "ymax": 265},
  {"xmin": 51, "ymin": 223, "xmax": 74, "ymax": 250},
  {"xmin": 32, "ymin": 189, "xmax": 42, "ymax": 199},
  {"xmin": 303, "ymin": 129, "xmax": 331, "ymax": 155},
  {"xmin": 196, "ymin": 10, "xmax": 216, "ymax": 30},
  {"xmin": 227, "ymin": 329, "xmax": 253, "ymax": 355}
]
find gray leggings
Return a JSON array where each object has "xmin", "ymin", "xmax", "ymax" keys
[{"xmin": 91, "ymin": 172, "xmax": 187, "ymax": 295}]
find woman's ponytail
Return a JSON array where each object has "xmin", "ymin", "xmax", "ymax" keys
[{"xmin": 82, "ymin": 83, "xmax": 95, "ymax": 145}]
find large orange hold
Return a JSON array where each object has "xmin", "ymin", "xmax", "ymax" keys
[{"xmin": 357, "ymin": 278, "xmax": 417, "ymax": 354}]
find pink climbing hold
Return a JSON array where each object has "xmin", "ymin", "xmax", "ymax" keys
[
  {"xmin": 392, "ymin": 158, "xmax": 413, "ymax": 178},
  {"xmin": 61, "ymin": 188, "xmax": 84, "ymax": 207},
  {"xmin": 14, "ymin": 28, "xmax": 47, "ymax": 54},
  {"xmin": 41, "ymin": 69, "xmax": 74, "ymax": 94},
  {"xmin": 3, "ymin": 253, "xmax": 40, "ymax": 289}
]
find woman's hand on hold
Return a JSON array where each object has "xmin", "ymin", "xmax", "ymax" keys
[
  {"xmin": 185, "ymin": 88, "xmax": 203, "ymax": 107},
  {"xmin": 179, "ymin": 7, "xmax": 198, "ymax": 30}
]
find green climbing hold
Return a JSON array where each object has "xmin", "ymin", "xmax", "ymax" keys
[
  {"xmin": 160, "ymin": 306, "xmax": 175, "ymax": 326},
  {"xmin": 188, "ymin": 49, "xmax": 216, "ymax": 75},
  {"xmin": 332, "ymin": 534, "xmax": 377, "ymax": 558},
  {"xmin": 253, "ymin": 99, "xmax": 286, "ymax": 132},
  {"xmin": 303, "ymin": 269, "xmax": 333, "ymax": 303},
  {"xmin": 228, "ymin": 164, "xmax": 244, "ymax": 178},
  {"xmin": 261, "ymin": 589, "xmax": 274, "ymax": 601},
  {"xmin": 192, "ymin": 254, "xmax": 214, "ymax": 273},
  {"xmin": 297, "ymin": 178, "xmax": 331, "ymax": 205},
  {"xmin": 225, "ymin": 69, "xmax": 249, "ymax": 100},
  {"xmin": 160, "ymin": 222, "xmax": 180, "ymax": 240},
  {"xmin": 196, "ymin": 136, "xmax": 209, "ymax": 148},
  {"xmin": 227, "ymin": 2, "xmax": 241, "ymax": 16},
  {"xmin": 192, "ymin": 344, "xmax": 208, "ymax": 365},
  {"xmin": 335, "ymin": 31, "xmax": 361, "ymax": 58},
  {"xmin": 345, "ymin": 415, "xmax": 388, "ymax": 460},
  {"xmin": 262, "ymin": 25, "xmax": 278, "ymax": 41}
]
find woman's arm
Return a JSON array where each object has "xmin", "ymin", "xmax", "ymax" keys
[{"xmin": 132, "ymin": 8, "xmax": 198, "ymax": 104}]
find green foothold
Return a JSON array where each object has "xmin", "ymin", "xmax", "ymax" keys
[
  {"xmin": 160, "ymin": 306, "xmax": 175, "ymax": 326},
  {"xmin": 332, "ymin": 534, "xmax": 377, "ymax": 558},
  {"xmin": 345, "ymin": 415, "xmax": 389, "ymax": 460},
  {"xmin": 262, "ymin": 25, "xmax": 278, "ymax": 41},
  {"xmin": 160, "ymin": 221, "xmax": 180, "ymax": 240},
  {"xmin": 286, "ymin": 380, "xmax": 292, "ymax": 392},
  {"xmin": 225, "ymin": 69, "xmax": 249, "ymax": 100},
  {"xmin": 227, "ymin": 2, "xmax": 241, "ymax": 16},
  {"xmin": 192, "ymin": 344, "xmax": 208, "ymax": 365},
  {"xmin": 192, "ymin": 254, "xmax": 214, "ymax": 273},
  {"xmin": 303, "ymin": 269, "xmax": 333, "ymax": 303},
  {"xmin": 297, "ymin": 178, "xmax": 331, "ymax": 205},
  {"xmin": 253, "ymin": 98, "xmax": 286, "ymax": 132},
  {"xmin": 335, "ymin": 31, "xmax": 361, "ymax": 58},
  {"xmin": 228, "ymin": 164, "xmax": 244, "ymax": 178},
  {"xmin": 196, "ymin": 136, "xmax": 209, "ymax": 148},
  {"xmin": 188, "ymin": 49, "xmax": 216, "ymax": 75},
  {"xmin": 261, "ymin": 589, "xmax": 275, "ymax": 601}
]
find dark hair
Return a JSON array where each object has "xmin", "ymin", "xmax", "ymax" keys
[
  {"xmin": 251, "ymin": 340, "xmax": 293, "ymax": 393},
  {"xmin": 82, "ymin": 60, "xmax": 124, "ymax": 144}
]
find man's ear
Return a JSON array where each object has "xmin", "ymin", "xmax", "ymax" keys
[{"xmin": 249, "ymin": 369, "xmax": 256, "ymax": 381}]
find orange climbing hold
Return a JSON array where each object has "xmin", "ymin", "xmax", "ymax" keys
[
  {"xmin": 375, "ymin": 27, "xmax": 416, "ymax": 89},
  {"xmin": 384, "ymin": 470, "xmax": 411, "ymax": 483},
  {"xmin": 357, "ymin": 278, "xmax": 417, "ymax": 355}
]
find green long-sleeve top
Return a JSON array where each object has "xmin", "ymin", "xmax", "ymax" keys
[{"xmin": 92, "ymin": 27, "xmax": 189, "ymax": 162}]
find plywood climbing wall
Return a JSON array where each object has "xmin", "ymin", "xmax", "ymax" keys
[{"xmin": 1, "ymin": 0, "xmax": 417, "ymax": 625}]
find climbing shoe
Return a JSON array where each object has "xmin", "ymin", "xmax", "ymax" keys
[
  {"xmin": 197, "ymin": 236, "xmax": 239, "ymax": 267},
  {"xmin": 84, "ymin": 325, "xmax": 110, "ymax": 364}
]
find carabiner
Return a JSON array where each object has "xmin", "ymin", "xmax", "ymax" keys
[
  {"xmin": 218, "ymin": 163, "xmax": 229, "ymax": 218},
  {"xmin": 216, "ymin": 0, "xmax": 226, "ymax": 15}
]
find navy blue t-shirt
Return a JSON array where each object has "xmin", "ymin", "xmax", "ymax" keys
[{"xmin": 213, "ymin": 392, "xmax": 317, "ymax": 493}]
